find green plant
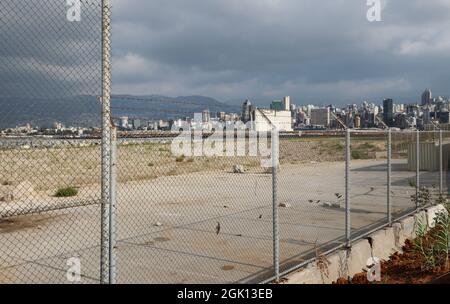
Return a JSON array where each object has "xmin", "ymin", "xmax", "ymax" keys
[
  {"xmin": 148, "ymin": 162, "xmax": 155, "ymax": 167},
  {"xmin": 351, "ymin": 150, "xmax": 368, "ymax": 160},
  {"xmin": 435, "ymin": 193, "xmax": 447, "ymax": 208},
  {"xmin": 414, "ymin": 218, "xmax": 437, "ymax": 270},
  {"xmin": 414, "ymin": 210, "xmax": 450, "ymax": 271},
  {"xmin": 333, "ymin": 142, "xmax": 344, "ymax": 151},
  {"xmin": 434, "ymin": 211, "xmax": 450, "ymax": 270},
  {"xmin": 175, "ymin": 155, "xmax": 185, "ymax": 162},
  {"xmin": 411, "ymin": 186, "xmax": 431, "ymax": 208},
  {"xmin": 54, "ymin": 186, "xmax": 78, "ymax": 198},
  {"xmin": 359, "ymin": 142, "xmax": 377, "ymax": 150},
  {"xmin": 315, "ymin": 242, "xmax": 331, "ymax": 284}
]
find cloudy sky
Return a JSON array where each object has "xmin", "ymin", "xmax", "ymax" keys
[{"xmin": 109, "ymin": 0, "xmax": 450, "ymax": 106}]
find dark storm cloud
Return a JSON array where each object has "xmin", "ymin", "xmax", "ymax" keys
[
  {"xmin": 1, "ymin": 0, "xmax": 450, "ymax": 105},
  {"xmin": 110, "ymin": 0, "xmax": 450, "ymax": 105},
  {"xmin": 0, "ymin": 0, "xmax": 102, "ymax": 98}
]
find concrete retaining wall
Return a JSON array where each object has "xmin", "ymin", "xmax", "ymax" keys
[{"xmin": 282, "ymin": 205, "xmax": 447, "ymax": 284}]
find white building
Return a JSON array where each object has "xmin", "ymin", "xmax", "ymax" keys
[
  {"xmin": 282, "ymin": 96, "xmax": 291, "ymax": 111},
  {"xmin": 254, "ymin": 108, "xmax": 293, "ymax": 132},
  {"xmin": 120, "ymin": 116, "xmax": 129, "ymax": 129}
]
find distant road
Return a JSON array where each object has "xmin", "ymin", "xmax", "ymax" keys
[{"xmin": 0, "ymin": 129, "xmax": 391, "ymax": 148}]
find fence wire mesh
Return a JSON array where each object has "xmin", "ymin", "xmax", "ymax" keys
[
  {"xmin": 391, "ymin": 131, "xmax": 418, "ymax": 217},
  {"xmin": 277, "ymin": 135, "xmax": 346, "ymax": 277},
  {"xmin": 0, "ymin": 0, "xmax": 105, "ymax": 283},
  {"xmin": 113, "ymin": 130, "xmax": 274, "ymax": 283},
  {"xmin": 349, "ymin": 132, "xmax": 389, "ymax": 233},
  {"xmin": 1, "ymin": 1, "xmax": 448, "ymax": 285}
]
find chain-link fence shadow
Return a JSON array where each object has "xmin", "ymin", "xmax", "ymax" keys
[
  {"xmin": 114, "ymin": 130, "xmax": 275, "ymax": 283},
  {"xmin": 349, "ymin": 132, "xmax": 389, "ymax": 234},
  {"xmin": 391, "ymin": 131, "xmax": 419, "ymax": 219},
  {"xmin": 277, "ymin": 135, "xmax": 346, "ymax": 279}
]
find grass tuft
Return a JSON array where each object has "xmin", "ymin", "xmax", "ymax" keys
[
  {"xmin": 54, "ymin": 187, "xmax": 78, "ymax": 198},
  {"xmin": 175, "ymin": 155, "xmax": 185, "ymax": 162}
]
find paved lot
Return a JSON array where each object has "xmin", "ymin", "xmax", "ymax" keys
[{"xmin": 0, "ymin": 159, "xmax": 446, "ymax": 283}]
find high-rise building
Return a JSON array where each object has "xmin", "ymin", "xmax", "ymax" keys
[
  {"xmin": 120, "ymin": 116, "xmax": 129, "ymax": 129},
  {"xmin": 202, "ymin": 109, "xmax": 211, "ymax": 123},
  {"xmin": 310, "ymin": 108, "xmax": 331, "ymax": 127},
  {"xmin": 132, "ymin": 118, "xmax": 141, "ymax": 129},
  {"xmin": 354, "ymin": 115, "xmax": 361, "ymax": 129},
  {"xmin": 270, "ymin": 100, "xmax": 284, "ymax": 111},
  {"xmin": 283, "ymin": 96, "xmax": 291, "ymax": 111},
  {"xmin": 383, "ymin": 98, "xmax": 394, "ymax": 127},
  {"xmin": 241, "ymin": 100, "xmax": 252, "ymax": 123},
  {"xmin": 422, "ymin": 89, "xmax": 432, "ymax": 106},
  {"xmin": 217, "ymin": 112, "xmax": 226, "ymax": 121},
  {"xmin": 422, "ymin": 106, "xmax": 432, "ymax": 125}
]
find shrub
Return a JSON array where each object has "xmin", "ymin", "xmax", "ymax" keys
[
  {"xmin": 175, "ymin": 155, "xmax": 185, "ymax": 162},
  {"xmin": 333, "ymin": 142, "xmax": 344, "ymax": 151},
  {"xmin": 410, "ymin": 186, "xmax": 431, "ymax": 208},
  {"xmin": 351, "ymin": 150, "xmax": 368, "ymax": 160},
  {"xmin": 434, "ymin": 212, "xmax": 450, "ymax": 269},
  {"xmin": 359, "ymin": 142, "xmax": 377, "ymax": 150},
  {"xmin": 414, "ymin": 211, "xmax": 450, "ymax": 271},
  {"xmin": 54, "ymin": 187, "xmax": 78, "ymax": 198}
]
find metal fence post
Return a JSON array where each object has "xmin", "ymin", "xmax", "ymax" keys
[
  {"xmin": 345, "ymin": 128, "xmax": 351, "ymax": 248},
  {"xmin": 109, "ymin": 126, "xmax": 117, "ymax": 284},
  {"xmin": 439, "ymin": 129, "xmax": 443, "ymax": 196},
  {"xmin": 100, "ymin": 0, "xmax": 112, "ymax": 284},
  {"xmin": 272, "ymin": 128, "xmax": 280, "ymax": 282},
  {"xmin": 387, "ymin": 128, "xmax": 392, "ymax": 226},
  {"xmin": 416, "ymin": 130, "xmax": 420, "ymax": 209}
]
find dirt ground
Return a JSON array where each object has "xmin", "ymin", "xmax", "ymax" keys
[
  {"xmin": 335, "ymin": 237, "xmax": 450, "ymax": 284},
  {"xmin": 0, "ymin": 137, "xmax": 386, "ymax": 197}
]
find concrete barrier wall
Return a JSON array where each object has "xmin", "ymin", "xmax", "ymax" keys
[{"xmin": 282, "ymin": 205, "xmax": 447, "ymax": 284}]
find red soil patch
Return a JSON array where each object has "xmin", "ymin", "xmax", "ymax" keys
[{"xmin": 334, "ymin": 239, "xmax": 450, "ymax": 284}]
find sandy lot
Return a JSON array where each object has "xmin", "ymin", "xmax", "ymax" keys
[
  {"xmin": 1, "ymin": 159, "xmax": 444, "ymax": 283},
  {"xmin": 0, "ymin": 137, "xmax": 384, "ymax": 193},
  {"xmin": 0, "ymin": 136, "xmax": 445, "ymax": 283}
]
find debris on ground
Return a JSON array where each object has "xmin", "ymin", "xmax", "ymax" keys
[
  {"xmin": 233, "ymin": 165, "xmax": 245, "ymax": 174},
  {"xmin": 279, "ymin": 202, "xmax": 292, "ymax": 208}
]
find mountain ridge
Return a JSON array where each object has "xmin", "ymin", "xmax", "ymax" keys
[{"xmin": 0, "ymin": 94, "xmax": 241, "ymax": 128}]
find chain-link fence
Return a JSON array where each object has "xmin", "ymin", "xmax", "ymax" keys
[
  {"xmin": 276, "ymin": 134, "xmax": 346, "ymax": 278},
  {"xmin": 1, "ymin": 1, "xmax": 448, "ymax": 284},
  {"xmin": 0, "ymin": 0, "xmax": 107, "ymax": 283},
  {"xmin": 113, "ymin": 129, "xmax": 275, "ymax": 283}
]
